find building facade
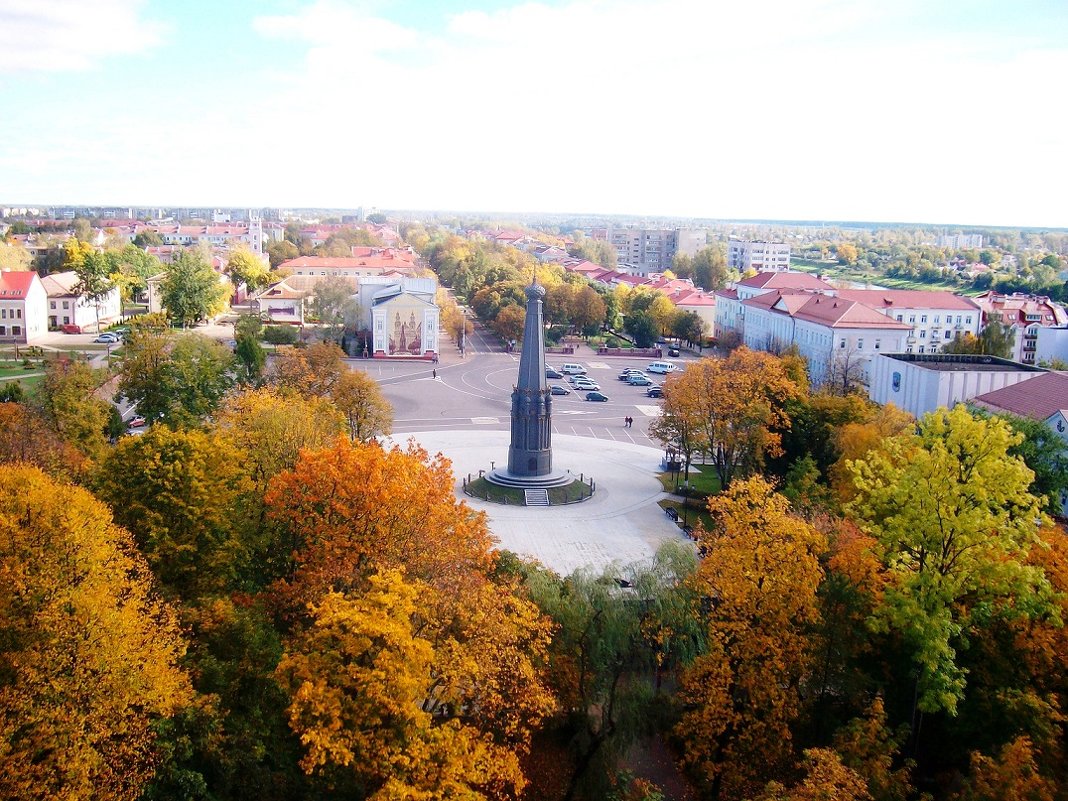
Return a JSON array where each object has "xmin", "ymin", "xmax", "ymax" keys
[
  {"xmin": 41, "ymin": 271, "xmax": 122, "ymax": 331},
  {"xmin": 727, "ymin": 239, "xmax": 790, "ymax": 273},
  {"xmin": 0, "ymin": 270, "xmax": 48, "ymax": 343},
  {"xmin": 830, "ymin": 290, "xmax": 982, "ymax": 355},
  {"xmin": 973, "ymin": 292, "xmax": 1068, "ymax": 365}
]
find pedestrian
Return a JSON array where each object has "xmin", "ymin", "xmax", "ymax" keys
[
  {"xmin": 623, "ymin": 417, "xmax": 628, "ymax": 428},
  {"xmin": 433, "ymin": 368, "xmax": 437, "ymax": 379}
]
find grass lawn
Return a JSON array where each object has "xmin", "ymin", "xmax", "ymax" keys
[
  {"xmin": 790, "ymin": 259, "xmax": 971, "ymax": 294},
  {"xmin": 465, "ymin": 476, "xmax": 596, "ymax": 505},
  {"xmin": 656, "ymin": 467, "xmax": 720, "ymax": 497},
  {"xmin": 658, "ymin": 498, "xmax": 712, "ymax": 534}
]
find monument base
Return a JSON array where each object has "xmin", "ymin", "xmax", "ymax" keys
[{"xmin": 485, "ymin": 467, "xmax": 574, "ymax": 489}]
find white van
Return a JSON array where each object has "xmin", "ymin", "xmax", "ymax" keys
[
  {"xmin": 561, "ymin": 363, "xmax": 587, "ymax": 375},
  {"xmin": 647, "ymin": 361, "xmax": 677, "ymax": 374}
]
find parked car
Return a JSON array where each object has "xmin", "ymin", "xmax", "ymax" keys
[
  {"xmin": 561, "ymin": 363, "xmax": 587, "ymax": 375},
  {"xmin": 61, "ymin": 323, "xmax": 82, "ymax": 334},
  {"xmin": 627, "ymin": 375, "xmax": 653, "ymax": 386},
  {"xmin": 668, "ymin": 347, "xmax": 681, "ymax": 357},
  {"xmin": 549, "ymin": 384, "xmax": 571, "ymax": 395},
  {"xmin": 647, "ymin": 361, "xmax": 678, "ymax": 374},
  {"xmin": 646, "ymin": 386, "xmax": 663, "ymax": 398},
  {"xmin": 545, "ymin": 366, "xmax": 563, "ymax": 379},
  {"xmin": 128, "ymin": 416, "xmax": 147, "ymax": 428},
  {"xmin": 573, "ymin": 379, "xmax": 601, "ymax": 391},
  {"xmin": 585, "ymin": 391, "xmax": 609, "ymax": 402},
  {"xmin": 618, "ymin": 369, "xmax": 643, "ymax": 380},
  {"xmin": 94, "ymin": 333, "xmax": 120, "ymax": 343}
]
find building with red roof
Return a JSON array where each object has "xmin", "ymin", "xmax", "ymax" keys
[
  {"xmin": 973, "ymin": 291, "xmax": 1068, "ymax": 365},
  {"xmin": 831, "ymin": 289, "xmax": 982, "ymax": 355},
  {"xmin": 0, "ymin": 270, "xmax": 48, "ymax": 342}
]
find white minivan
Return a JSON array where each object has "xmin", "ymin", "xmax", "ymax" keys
[
  {"xmin": 646, "ymin": 361, "xmax": 677, "ymax": 374},
  {"xmin": 561, "ymin": 363, "xmax": 587, "ymax": 375}
]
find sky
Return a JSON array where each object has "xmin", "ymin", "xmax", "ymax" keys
[{"xmin": 1, "ymin": 0, "xmax": 1066, "ymax": 227}]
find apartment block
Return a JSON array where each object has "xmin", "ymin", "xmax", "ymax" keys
[{"xmin": 727, "ymin": 239, "xmax": 790, "ymax": 272}]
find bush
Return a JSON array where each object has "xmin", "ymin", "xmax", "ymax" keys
[{"xmin": 263, "ymin": 325, "xmax": 299, "ymax": 345}]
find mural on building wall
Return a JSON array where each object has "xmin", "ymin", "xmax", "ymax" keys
[{"xmin": 388, "ymin": 304, "xmax": 424, "ymax": 355}]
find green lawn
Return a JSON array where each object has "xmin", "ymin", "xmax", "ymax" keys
[
  {"xmin": 790, "ymin": 259, "xmax": 973, "ymax": 294},
  {"xmin": 656, "ymin": 467, "xmax": 720, "ymax": 497},
  {"xmin": 465, "ymin": 476, "xmax": 596, "ymax": 505}
]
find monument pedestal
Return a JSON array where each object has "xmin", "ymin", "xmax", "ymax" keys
[{"xmin": 485, "ymin": 467, "xmax": 573, "ymax": 490}]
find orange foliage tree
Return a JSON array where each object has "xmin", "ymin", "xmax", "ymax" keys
[
  {"xmin": 666, "ymin": 349, "xmax": 802, "ymax": 488},
  {"xmin": 677, "ymin": 477, "xmax": 826, "ymax": 800},
  {"xmin": 0, "ymin": 465, "xmax": 191, "ymax": 801}
]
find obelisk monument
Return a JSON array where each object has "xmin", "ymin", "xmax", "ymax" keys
[{"xmin": 486, "ymin": 275, "xmax": 571, "ymax": 489}]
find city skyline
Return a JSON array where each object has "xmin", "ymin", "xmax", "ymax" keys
[{"xmin": 1, "ymin": 0, "xmax": 1066, "ymax": 227}]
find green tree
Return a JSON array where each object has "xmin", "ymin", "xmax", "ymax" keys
[
  {"xmin": 119, "ymin": 330, "xmax": 234, "ymax": 427},
  {"xmin": 132, "ymin": 229, "xmax": 164, "ymax": 247},
  {"xmin": 235, "ymin": 315, "xmax": 267, "ymax": 385},
  {"xmin": 847, "ymin": 406, "xmax": 1054, "ymax": 719},
  {"xmin": 267, "ymin": 239, "xmax": 299, "ymax": 269},
  {"xmin": 692, "ymin": 245, "xmax": 729, "ymax": 290},
  {"xmin": 161, "ymin": 249, "xmax": 230, "ymax": 326},
  {"xmin": 310, "ymin": 275, "xmax": 360, "ymax": 344},
  {"xmin": 73, "ymin": 249, "xmax": 116, "ymax": 332},
  {"xmin": 978, "ymin": 321, "xmax": 1016, "ymax": 358},
  {"xmin": 72, "ymin": 216, "xmax": 93, "ymax": 242},
  {"xmin": 106, "ymin": 243, "xmax": 162, "ymax": 302},
  {"xmin": 624, "ymin": 311, "xmax": 658, "ymax": 347},
  {"xmin": 92, "ymin": 426, "xmax": 251, "ymax": 601},
  {"xmin": 996, "ymin": 413, "xmax": 1068, "ymax": 517}
]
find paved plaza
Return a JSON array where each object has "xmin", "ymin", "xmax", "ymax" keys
[{"xmin": 386, "ymin": 429, "xmax": 694, "ymax": 577}]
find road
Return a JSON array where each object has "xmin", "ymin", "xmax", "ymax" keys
[{"xmin": 369, "ymin": 322, "xmax": 684, "ymax": 450}]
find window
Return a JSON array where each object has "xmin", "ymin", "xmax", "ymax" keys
[
  {"xmin": 906, "ymin": 345, "xmax": 914, "ymax": 353},
  {"xmin": 875, "ymin": 339, "xmax": 881, "ymax": 350},
  {"xmin": 0, "ymin": 326, "xmax": 5, "ymax": 335},
  {"xmin": 63, "ymin": 316, "xmax": 69, "ymax": 324},
  {"xmin": 50, "ymin": 301, "xmax": 56, "ymax": 309},
  {"xmin": 944, "ymin": 331, "xmax": 952, "ymax": 339},
  {"xmin": 920, "ymin": 330, "xmax": 927, "ymax": 338},
  {"xmin": 919, "ymin": 346, "xmax": 926, "ymax": 353},
  {"xmin": 934, "ymin": 315, "xmax": 940, "ymax": 323},
  {"xmin": 839, "ymin": 339, "xmax": 846, "ymax": 349},
  {"xmin": 909, "ymin": 316, "xmax": 916, "ymax": 323},
  {"xmin": 965, "ymin": 316, "xmax": 972, "ymax": 324},
  {"xmin": 896, "ymin": 314, "xmax": 903, "ymax": 322},
  {"xmin": 62, "ymin": 301, "xmax": 69, "ymax": 309},
  {"xmin": 956, "ymin": 315, "xmax": 962, "ymax": 324},
  {"xmin": 12, "ymin": 326, "xmax": 19, "ymax": 336},
  {"xmin": 16, "ymin": 310, "xmax": 20, "ymax": 319},
  {"xmin": 1, "ymin": 310, "xmax": 5, "ymax": 319},
  {"xmin": 857, "ymin": 338, "xmax": 864, "ymax": 349},
  {"xmin": 921, "ymin": 315, "xmax": 927, "ymax": 323}
]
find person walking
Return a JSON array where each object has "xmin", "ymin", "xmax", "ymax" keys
[{"xmin": 433, "ymin": 368, "xmax": 437, "ymax": 379}]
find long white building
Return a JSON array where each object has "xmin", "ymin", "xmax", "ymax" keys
[{"xmin": 727, "ymin": 239, "xmax": 790, "ymax": 273}]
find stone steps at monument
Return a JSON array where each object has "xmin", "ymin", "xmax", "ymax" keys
[{"xmin": 525, "ymin": 489, "xmax": 550, "ymax": 507}]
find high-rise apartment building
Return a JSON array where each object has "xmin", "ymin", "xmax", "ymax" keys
[
  {"xmin": 727, "ymin": 239, "xmax": 790, "ymax": 273},
  {"xmin": 938, "ymin": 233, "xmax": 984, "ymax": 249},
  {"xmin": 599, "ymin": 227, "xmax": 706, "ymax": 276}
]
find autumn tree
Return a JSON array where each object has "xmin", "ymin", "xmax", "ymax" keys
[
  {"xmin": 493, "ymin": 303, "xmax": 526, "ymax": 345},
  {"xmin": 650, "ymin": 371, "xmax": 704, "ymax": 483},
  {"xmin": 753, "ymin": 749, "xmax": 871, "ymax": 801},
  {"xmin": 0, "ymin": 402, "xmax": 86, "ymax": 478},
  {"xmin": 161, "ymin": 248, "xmax": 230, "ymax": 326},
  {"xmin": 0, "ymin": 465, "xmax": 191, "ymax": 801},
  {"xmin": 0, "ymin": 240, "xmax": 33, "ymax": 270},
  {"xmin": 226, "ymin": 245, "xmax": 271, "ymax": 292},
  {"xmin": 269, "ymin": 341, "xmax": 346, "ymax": 398},
  {"xmin": 837, "ymin": 243, "xmax": 859, "ymax": 265},
  {"xmin": 37, "ymin": 357, "xmax": 111, "ymax": 458},
  {"xmin": 949, "ymin": 737, "xmax": 1056, "ymax": 801},
  {"xmin": 276, "ymin": 571, "xmax": 528, "ymax": 799},
  {"xmin": 93, "ymin": 426, "xmax": 251, "ymax": 600},
  {"xmin": 676, "ymin": 477, "xmax": 826, "ymax": 800},
  {"xmin": 679, "ymin": 349, "xmax": 802, "ymax": 488},
  {"xmin": 846, "ymin": 406, "xmax": 1054, "ymax": 719},
  {"xmin": 330, "ymin": 367, "xmax": 393, "ymax": 442},
  {"xmin": 265, "ymin": 439, "xmax": 495, "ymax": 611},
  {"xmin": 61, "ymin": 236, "xmax": 95, "ymax": 270}
]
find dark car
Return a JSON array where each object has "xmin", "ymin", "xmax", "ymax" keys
[
  {"xmin": 585, "ymin": 391, "xmax": 609, "ymax": 402},
  {"xmin": 646, "ymin": 386, "xmax": 663, "ymax": 398},
  {"xmin": 545, "ymin": 368, "xmax": 563, "ymax": 379},
  {"xmin": 549, "ymin": 384, "xmax": 571, "ymax": 395},
  {"xmin": 668, "ymin": 347, "xmax": 681, "ymax": 357}
]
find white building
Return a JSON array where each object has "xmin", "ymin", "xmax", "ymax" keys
[
  {"xmin": 830, "ymin": 290, "xmax": 982, "ymax": 354},
  {"xmin": 868, "ymin": 353, "xmax": 1044, "ymax": 419},
  {"xmin": 938, "ymin": 233, "xmax": 983, "ymax": 249},
  {"xmin": 41, "ymin": 270, "xmax": 122, "ymax": 331},
  {"xmin": 0, "ymin": 270, "xmax": 48, "ymax": 343},
  {"xmin": 727, "ymin": 239, "xmax": 790, "ymax": 273},
  {"xmin": 742, "ymin": 290, "xmax": 911, "ymax": 387},
  {"xmin": 714, "ymin": 272, "xmax": 835, "ymax": 340},
  {"xmin": 150, "ymin": 221, "xmax": 264, "ymax": 254}
]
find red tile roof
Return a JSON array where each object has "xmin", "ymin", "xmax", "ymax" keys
[
  {"xmin": 736, "ymin": 271, "xmax": 834, "ymax": 291},
  {"xmin": 0, "ymin": 270, "xmax": 40, "ymax": 297},
  {"xmin": 833, "ymin": 289, "xmax": 981, "ymax": 312},
  {"xmin": 744, "ymin": 290, "xmax": 912, "ymax": 330},
  {"xmin": 970, "ymin": 372, "xmax": 1068, "ymax": 420}
]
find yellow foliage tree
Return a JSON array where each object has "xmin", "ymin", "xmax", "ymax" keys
[
  {"xmin": 270, "ymin": 341, "xmax": 346, "ymax": 398},
  {"xmin": 330, "ymin": 367, "xmax": 393, "ymax": 442},
  {"xmin": 753, "ymin": 749, "xmax": 872, "ymax": 801},
  {"xmin": 677, "ymin": 477, "xmax": 827, "ymax": 800},
  {"xmin": 0, "ymin": 465, "xmax": 191, "ymax": 801},
  {"xmin": 276, "ymin": 570, "xmax": 527, "ymax": 800}
]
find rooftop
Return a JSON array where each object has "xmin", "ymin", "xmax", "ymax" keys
[
  {"xmin": 970, "ymin": 372, "xmax": 1068, "ymax": 419},
  {"xmin": 882, "ymin": 353, "xmax": 1046, "ymax": 373}
]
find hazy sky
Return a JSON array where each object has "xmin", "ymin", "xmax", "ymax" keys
[{"xmin": 1, "ymin": 0, "xmax": 1065, "ymax": 226}]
